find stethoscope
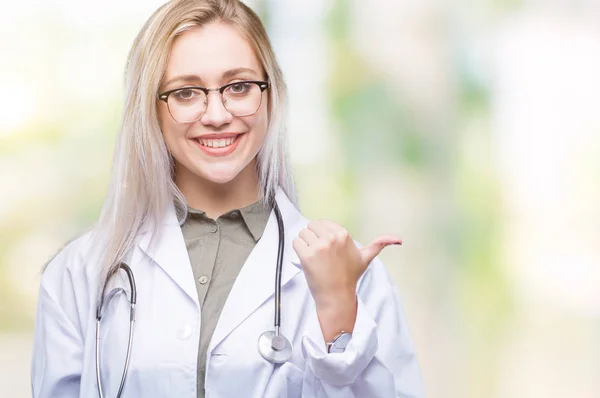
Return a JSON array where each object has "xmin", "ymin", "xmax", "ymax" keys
[{"xmin": 95, "ymin": 203, "xmax": 291, "ymax": 398}]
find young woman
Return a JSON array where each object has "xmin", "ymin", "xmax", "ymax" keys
[{"xmin": 31, "ymin": 0, "xmax": 424, "ymax": 397}]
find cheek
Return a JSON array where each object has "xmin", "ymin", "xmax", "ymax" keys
[
  {"xmin": 252, "ymin": 108, "xmax": 269, "ymax": 144},
  {"xmin": 157, "ymin": 105, "xmax": 183, "ymax": 148},
  {"xmin": 157, "ymin": 102, "xmax": 170, "ymax": 128}
]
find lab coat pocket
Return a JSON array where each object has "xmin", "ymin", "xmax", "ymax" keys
[{"xmin": 263, "ymin": 361, "xmax": 304, "ymax": 398}]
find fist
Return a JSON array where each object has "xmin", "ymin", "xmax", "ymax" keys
[{"xmin": 292, "ymin": 219, "xmax": 401, "ymax": 308}]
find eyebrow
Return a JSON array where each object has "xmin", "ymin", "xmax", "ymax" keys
[{"xmin": 162, "ymin": 67, "xmax": 259, "ymax": 88}]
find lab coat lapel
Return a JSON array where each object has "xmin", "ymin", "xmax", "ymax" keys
[
  {"xmin": 208, "ymin": 189, "xmax": 304, "ymax": 352},
  {"xmin": 137, "ymin": 204, "xmax": 199, "ymax": 307}
]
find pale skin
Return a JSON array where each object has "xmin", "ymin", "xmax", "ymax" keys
[{"xmin": 157, "ymin": 22, "xmax": 401, "ymax": 344}]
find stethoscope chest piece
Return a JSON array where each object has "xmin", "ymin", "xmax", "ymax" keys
[{"xmin": 258, "ymin": 330, "xmax": 293, "ymax": 364}]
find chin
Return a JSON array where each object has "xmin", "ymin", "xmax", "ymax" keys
[{"xmin": 197, "ymin": 166, "xmax": 243, "ymax": 185}]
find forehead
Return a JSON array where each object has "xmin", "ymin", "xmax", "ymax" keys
[{"xmin": 164, "ymin": 22, "xmax": 263, "ymax": 84}]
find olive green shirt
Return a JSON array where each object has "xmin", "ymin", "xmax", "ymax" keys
[{"xmin": 180, "ymin": 199, "xmax": 271, "ymax": 398}]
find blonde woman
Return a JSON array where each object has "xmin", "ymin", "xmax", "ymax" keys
[{"xmin": 31, "ymin": 0, "xmax": 424, "ymax": 397}]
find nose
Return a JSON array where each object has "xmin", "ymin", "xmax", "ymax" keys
[{"xmin": 200, "ymin": 91, "xmax": 233, "ymax": 127}]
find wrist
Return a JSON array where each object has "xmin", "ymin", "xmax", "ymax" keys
[
  {"xmin": 313, "ymin": 285, "xmax": 356, "ymax": 309},
  {"xmin": 315, "ymin": 292, "xmax": 357, "ymax": 342}
]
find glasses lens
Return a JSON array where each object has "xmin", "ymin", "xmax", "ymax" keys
[
  {"xmin": 223, "ymin": 82, "xmax": 263, "ymax": 117},
  {"xmin": 166, "ymin": 82, "xmax": 265, "ymax": 123},
  {"xmin": 167, "ymin": 88, "xmax": 207, "ymax": 123}
]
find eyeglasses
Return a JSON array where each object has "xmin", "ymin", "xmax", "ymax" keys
[{"xmin": 157, "ymin": 80, "xmax": 269, "ymax": 123}]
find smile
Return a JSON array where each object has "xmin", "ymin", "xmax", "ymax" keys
[
  {"xmin": 196, "ymin": 137, "xmax": 236, "ymax": 148},
  {"xmin": 192, "ymin": 133, "xmax": 244, "ymax": 157}
]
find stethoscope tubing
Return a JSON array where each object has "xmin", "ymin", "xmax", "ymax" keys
[
  {"xmin": 273, "ymin": 203, "xmax": 285, "ymax": 333},
  {"xmin": 95, "ymin": 263, "xmax": 137, "ymax": 398},
  {"xmin": 95, "ymin": 202, "xmax": 286, "ymax": 397}
]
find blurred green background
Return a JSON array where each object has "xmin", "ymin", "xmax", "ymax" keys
[{"xmin": 2, "ymin": 0, "xmax": 599, "ymax": 397}]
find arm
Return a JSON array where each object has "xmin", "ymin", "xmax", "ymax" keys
[
  {"xmin": 292, "ymin": 220, "xmax": 424, "ymax": 397},
  {"xmin": 31, "ymin": 250, "xmax": 84, "ymax": 398},
  {"xmin": 300, "ymin": 258, "xmax": 424, "ymax": 397}
]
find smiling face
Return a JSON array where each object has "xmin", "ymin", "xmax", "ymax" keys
[{"xmin": 157, "ymin": 22, "xmax": 269, "ymax": 191}]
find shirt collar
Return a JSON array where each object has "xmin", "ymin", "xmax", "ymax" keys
[
  {"xmin": 183, "ymin": 198, "xmax": 272, "ymax": 242},
  {"xmin": 237, "ymin": 198, "xmax": 272, "ymax": 241}
]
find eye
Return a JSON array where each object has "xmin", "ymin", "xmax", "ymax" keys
[
  {"xmin": 226, "ymin": 82, "xmax": 251, "ymax": 95},
  {"xmin": 172, "ymin": 88, "xmax": 203, "ymax": 102}
]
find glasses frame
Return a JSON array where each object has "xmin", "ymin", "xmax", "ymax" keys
[{"xmin": 157, "ymin": 80, "xmax": 270, "ymax": 123}]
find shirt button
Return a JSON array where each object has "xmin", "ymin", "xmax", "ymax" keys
[
  {"xmin": 198, "ymin": 275, "xmax": 209, "ymax": 284},
  {"xmin": 176, "ymin": 324, "xmax": 193, "ymax": 340},
  {"xmin": 231, "ymin": 211, "xmax": 240, "ymax": 219},
  {"xmin": 211, "ymin": 224, "xmax": 218, "ymax": 233}
]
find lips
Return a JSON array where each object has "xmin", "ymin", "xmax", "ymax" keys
[
  {"xmin": 196, "ymin": 136, "xmax": 236, "ymax": 148},
  {"xmin": 191, "ymin": 132, "xmax": 244, "ymax": 156},
  {"xmin": 192, "ymin": 132, "xmax": 243, "ymax": 139},
  {"xmin": 192, "ymin": 132, "xmax": 243, "ymax": 148}
]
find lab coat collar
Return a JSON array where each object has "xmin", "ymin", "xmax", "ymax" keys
[
  {"xmin": 137, "ymin": 203, "xmax": 199, "ymax": 307},
  {"xmin": 137, "ymin": 188, "xmax": 305, "ymax": 346},
  {"xmin": 208, "ymin": 188, "xmax": 304, "ymax": 353}
]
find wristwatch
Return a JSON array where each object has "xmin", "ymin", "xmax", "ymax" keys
[{"xmin": 326, "ymin": 331, "xmax": 352, "ymax": 353}]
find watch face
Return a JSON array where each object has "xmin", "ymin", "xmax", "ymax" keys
[{"xmin": 329, "ymin": 332, "xmax": 352, "ymax": 353}]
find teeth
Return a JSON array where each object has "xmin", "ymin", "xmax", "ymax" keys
[{"xmin": 198, "ymin": 137, "xmax": 236, "ymax": 148}]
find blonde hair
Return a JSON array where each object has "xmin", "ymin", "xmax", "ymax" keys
[{"xmin": 93, "ymin": 0, "xmax": 296, "ymax": 291}]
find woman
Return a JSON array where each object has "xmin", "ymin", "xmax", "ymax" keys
[{"xmin": 31, "ymin": 0, "xmax": 424, "ymax": 397}]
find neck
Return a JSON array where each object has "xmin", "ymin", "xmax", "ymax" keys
[{"xmin": 176, "ymin": 159, "xmax": 261, "ymax": 219}]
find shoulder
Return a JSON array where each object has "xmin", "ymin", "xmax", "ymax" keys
[
  {"xmin": 34, "ymin": 230, "xmax": 100, "ymax": 345},
  {"xmin": 40, "ymin": 229, "xmax": 98, "ymax": 297},
  {"xmin": 43, "ymin": 229, "xmax": 94, "ymax": 272}
]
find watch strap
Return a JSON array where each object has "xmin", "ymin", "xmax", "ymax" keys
[{"xmin": 326, "ymin": 331, "xmax": 352, "ymax": 353}]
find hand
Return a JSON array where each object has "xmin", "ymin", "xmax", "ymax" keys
[{"xmin": 292, "ymin": 219, "xmax": 401, "ymax": 341}]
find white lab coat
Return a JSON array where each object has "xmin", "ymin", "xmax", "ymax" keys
[{"xmin": 31, "ymin": 189, "xmax": 424, "ymax": 397}]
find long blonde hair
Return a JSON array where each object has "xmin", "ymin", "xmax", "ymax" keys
[{"xmin": 94, "ymin": 0, "xmax": 296, "ymax": 292}]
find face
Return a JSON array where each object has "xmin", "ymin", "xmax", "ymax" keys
[{"xmin": 157, "ymin": 22, "xmax": 269, "ymax": 187}]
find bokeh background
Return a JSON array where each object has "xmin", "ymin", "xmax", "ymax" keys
[{"xmin": 2, "ymin": 0, "xmax": 599, "ymax": 397}]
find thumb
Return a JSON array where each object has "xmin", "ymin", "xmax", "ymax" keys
[{"xmin": 360, "ymin": 235, "xmax": 402, "ymax": 265}]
